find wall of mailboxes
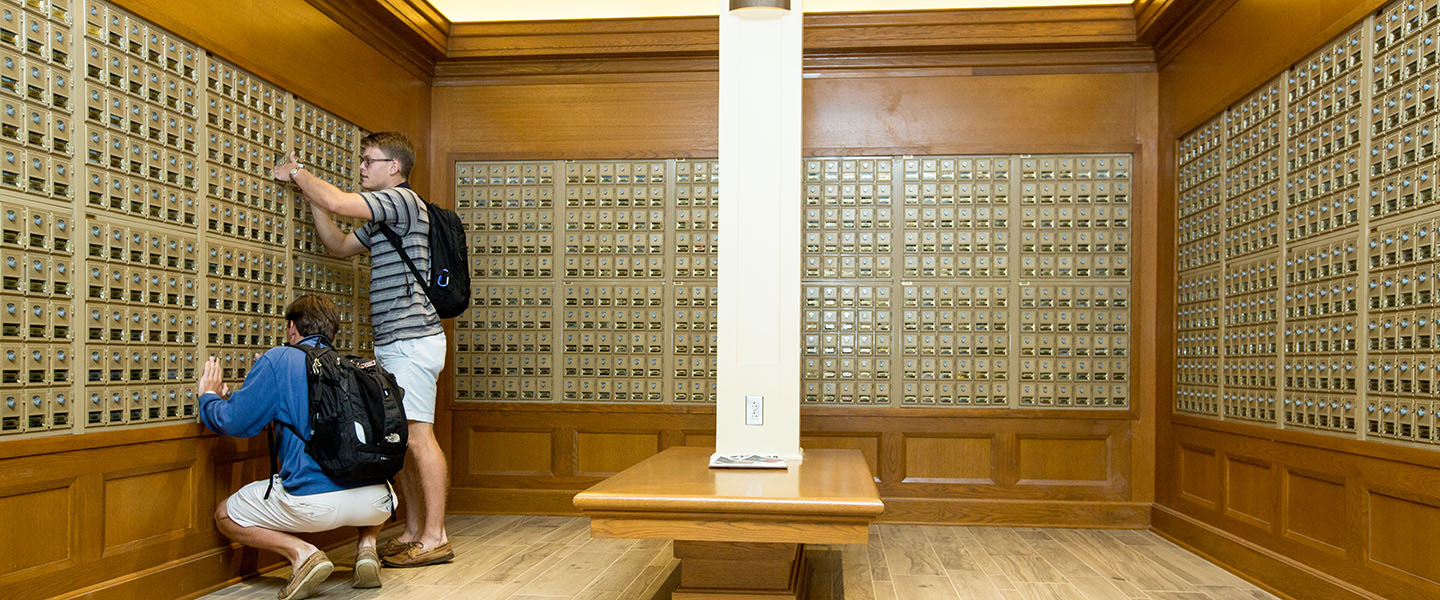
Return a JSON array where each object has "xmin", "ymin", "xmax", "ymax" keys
[
  {"xmin": 451, "ymin": 155, "xmax": 1133, "ymax": 408},
  {"xmin": 1176, "ymin": 0, "xmax": 1440, "ymax": 448},
  {"xmin": 0, "ymin": 0, "xmax": 372, "ymax": 437}
]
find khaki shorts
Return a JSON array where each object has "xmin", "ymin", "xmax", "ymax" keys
[
  {"xmin": 375, "ymin": 332, "xmax": 447, "ymax": 423},
  {"xmin": 226, "ymin": 476, "xmax": 394, "ymax": 533}
]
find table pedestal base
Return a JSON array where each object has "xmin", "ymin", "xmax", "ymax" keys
[{"xmin": 672, "ymin": 541, "xmax": 811, "ymax": 599}]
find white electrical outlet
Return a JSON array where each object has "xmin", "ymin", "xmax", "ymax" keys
[{"xmin": 745, "ymin": 395, "xmax": 763, "ymax": 425}]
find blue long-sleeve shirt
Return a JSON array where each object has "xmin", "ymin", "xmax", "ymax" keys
[{"xmin": 198, "ymin": 335, "xmax": 345, "ymax": 496}]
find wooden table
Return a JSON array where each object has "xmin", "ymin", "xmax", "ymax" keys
[{"xmin": 573, "ymin": 446, "xmax": 884, "ymax": 599}]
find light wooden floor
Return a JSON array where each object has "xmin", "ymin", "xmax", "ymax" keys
[{"xmin": 199, "ymin": 515, "xmax": 1279, "ymax": 600}]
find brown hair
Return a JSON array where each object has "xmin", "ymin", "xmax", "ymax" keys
[
  {"xmin": 284, "ymin": 295, "xmax": 340, "ymax": 342},
  {"xmin": 361, "ymin": 131, "xmax": 416, "ymax": 178}
]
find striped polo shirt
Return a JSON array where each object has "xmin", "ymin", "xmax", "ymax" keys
[{"xmin": 354, "ymin": 184, "xmax": 444, "ymax": 346}]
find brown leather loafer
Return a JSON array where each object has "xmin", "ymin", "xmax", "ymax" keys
[
  {"xmin": 353, "ymin": 546, "xmax": 381, "ymax": 589},
  {"xmin": 279, "ymin": 550, "xmax": 333, "ymax": 600},
  {"xmin": 381, "ymin": 541, "xmax": 454, "ymax": 568},
  {"xmin": 376, "ymin": 537, "xmax": 414, "ymax": 559}
]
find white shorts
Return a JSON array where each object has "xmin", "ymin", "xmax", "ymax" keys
[
  {"xmin": 226, "ymin": 476, "xmax": 395, "ymax": 533},
  {"xmin": 375, "ymin": 332, "xmax": 447, "ymax": 423}
]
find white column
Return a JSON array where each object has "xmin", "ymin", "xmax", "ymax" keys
[{"xmin": 715, "ymin": 0, "xmax": 803, "ymax": 461}]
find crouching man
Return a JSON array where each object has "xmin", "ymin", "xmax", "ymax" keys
[{"xmin": 198, "ymin": 295, "xmax": 396, "ymax": 600}]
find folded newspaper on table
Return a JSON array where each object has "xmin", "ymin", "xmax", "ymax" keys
[{"xmin": 708, "ymin": 453, "xmax": 788, "ymax": 469}]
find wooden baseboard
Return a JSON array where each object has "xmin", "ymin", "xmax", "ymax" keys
[
  {"xmin": 880, "ymin": 498, "xmax": 1153, "ymax": 528},
  {"xmin": 54, "ymin": 529, "xmax": 382, "ymax": 600},
  {"xmin": 1150, "ymin": 505, "xmax": 1382, "ymax": 600},
  {"xmin": 54, "ymin": 543, "xmax": 284, "ymax": 600}
]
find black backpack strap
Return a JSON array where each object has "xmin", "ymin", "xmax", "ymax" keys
[
  {"xmin": 377, "ymin": 221, "xmax": 429, "ymax": 296},
  {"xmin": 264, "ymin": 424, "xmax": 278, "ymax": 499},
  {"xmin": 264, "ymin": 417, "xmax": 309, "ymax": 497}
]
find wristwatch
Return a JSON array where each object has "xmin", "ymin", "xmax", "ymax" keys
[{"xmin": 288, "ymin": 163, "xmax": 304, "ymax": 180}]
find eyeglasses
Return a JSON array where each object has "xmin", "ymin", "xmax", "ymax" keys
[{"xmin": 360, "ymin": 157, "xmax": 396, "ymax": 167}]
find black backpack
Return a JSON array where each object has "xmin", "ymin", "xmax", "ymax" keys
[
  {"xmin": 377, "ymin": 198, "xmax": 470, "ymax": 319},
  {"xmin": 266, "ymin": 340, "xmax": 408, "ymax": 497}
]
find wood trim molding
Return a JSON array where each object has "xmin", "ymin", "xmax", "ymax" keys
[
  {"xmin": 884, "ymin": 498, "xmax": 1151, "ymax": 528},
  {"xmin": 432, "ymin": 46, "xmax": 1155, "ymax": 85},
  {"xmin": 803, "ymin": 6, "xmax": 1138, "ymax": 52},
  {"xmin": 451, "ymin": 401, "xmax": 1139, "ymax": 421},
  {"xmin": 1152, "ymin": 0, "xmax": 1238, "ymax": 68},
  {"xmin": 1171, "ymin": 416, "xmax": 1440, "ymax": 471},
  {"xmin": 1133, "ymin": 0, "xmax": 1208, "ymax": 47},
  {"xmin": 0, "ymin": 423, "xmax": 206, "ymax": 461},
  {"xmin": 803, "ymin": 47, "xmax": 1155, "ymax": 78},
  {"xmin": 374, "ymin": 0, "xmax": 450, "ymax": 54},
  {"xmin": 441, "ymin": 7, "xmax": 1145, "ymax": 62},
  {"xmin": 446, "ymin": 16, "xmax": 719, "ymax": 59},
  {"xmin": 303, "ymin": 0, "xmax": 446, "ymax": 80}
]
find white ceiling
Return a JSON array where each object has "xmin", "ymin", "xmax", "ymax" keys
[{"xmin": 429, "ymin": 0, "xmax": 1130, "ymax": 23}]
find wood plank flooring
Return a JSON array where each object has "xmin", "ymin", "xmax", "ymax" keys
[{"xmin": 199, "ymin": 515, "xmax": 1279, "ymax": 600}]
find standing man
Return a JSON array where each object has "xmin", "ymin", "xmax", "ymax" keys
[
  {"xmin": 274, "ymin": 132, "xmax": 452, "ymax": 568},
  {"xmin": 199, "ymin": 295, "xmax": 395, "ymax": 600}
]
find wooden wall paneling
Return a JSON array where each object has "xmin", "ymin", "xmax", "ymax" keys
[
  {"xmin": 447, "ymin": 405, "xmax": 718, "ymax": 516},
  {"xmin": 1159, "ymin": 0, "xmax": 1386, "ymax": 135},
  {"xmin": 0, "ymin": 435, "xmax": 363, "ymax": 600},
  {"xmin": 1364, "ymin": 489, "xmax": 1440, "ymax": 587},
  {"xmin": 803, "ymin": 410, "xmax": 1135, "ymax": 501},
  {"xmin": 447, "ymin": 406, "xmax": 1148, "ymax": 527},
  {"xmin": 804, "ymin": 72, "xmax": 1149, "ymax": 156},
  {"xmin": 1016, "ymin": 435, "xmax": 1110, "ymax": 484},
  {"xmin": 1280, "ymin": 467, "xmax": 1348, "ymax": 556},
  {"xmin": 1177, "ymin": 442, "xmax": 1219, "ymax": 510},
  {"xmin": 1221, "ymin": 455, "xmax": 1275, "ymax": 530},
  {"xmin": 798, "ymin": 433, "xmax": 881, "ymax": 480},
  {"xmin": 0, "ymin": 471, "xmax": 80, "ymax": 590},
  {"xmin": 1159, "ymin": 422, "xmax": 1440, "ymax": 600},
  {"xmin": 100, "ymin": 458, "xmax": 197, "ymax": 556},
  {"xmin": 685, "ymin": 433, "xmax": 717, "ymax": 448},
  {"xmin": 460, "ymin": 429, "xmax": 555, "ymax": 477},
  {"xmin": 434, "ymin": 77, "xmax": 720, "ymax": 162},
  {"xmin": 574, "ymin": 431, "xmax": 662, "ymax": 477},
  {"xmin": 902, "ymin": 434, "xmax": 995, "ymax": 484}
]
